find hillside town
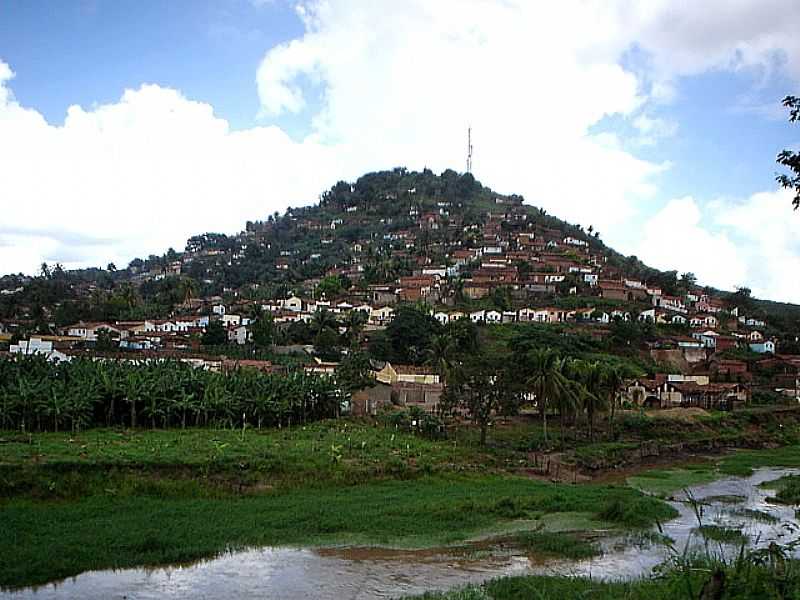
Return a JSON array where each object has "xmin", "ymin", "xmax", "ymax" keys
[{"xmin": 2, "ymin": 169, "xmax": 799, "ymax": 413}]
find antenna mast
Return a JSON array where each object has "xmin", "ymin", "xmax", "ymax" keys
[{"xmin": 466, "ymin": 127, "xmax": 473, "ymax": 173}]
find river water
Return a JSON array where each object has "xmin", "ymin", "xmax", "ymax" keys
[{"xmin": 4, "ymin": 467, "xmax": 799, "ymax": 600}]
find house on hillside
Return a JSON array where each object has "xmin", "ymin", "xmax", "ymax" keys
[{"xmin": 750, "ymin": 340, "xmax": 776, "ymax": 354}]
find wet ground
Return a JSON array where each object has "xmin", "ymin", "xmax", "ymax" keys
[{"xmin": 4, "ymin": 467, "xmax": 799, "ymax": 600}]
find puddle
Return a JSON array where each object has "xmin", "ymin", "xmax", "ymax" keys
[{"xmin": 4, "ymin": 467, "xmax": 799, "ymax": 600}]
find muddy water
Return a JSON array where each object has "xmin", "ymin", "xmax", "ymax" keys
[{"xmin": 4, "ymin": 467, "xmax": 799, "ymax": 600}]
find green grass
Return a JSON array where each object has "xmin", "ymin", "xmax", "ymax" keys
[
  {"xmin": 0, "ymin": 473, "xmax": 675, "ymax": 589},
  {"xmin": 4, "ymin": 415, "xmax": 800, "ymax": 591},
  {"xmin": 695, "ymin": 525, "xmax": 749, "ymax": 545},
  {"xmin": 402, "ymin": 563, "xmax": 800, "ymax": 599},
  {"xmin": 627, "ymin": 467, "xmax": 718, "ymax": 497},
  {"xmin": 513, "ymin": 531, "xmax": 599, "ymax": 560},
  {"xmin": 729, "ymin": 508, "xmax": 779, "ymax": 524},
  {"xmin": 0, "ymin": 423, "xmax": 491, "ymax": 488},
  {"xmin": 719, "ymin": 445, "xmax": 800, "ymax": 477},
  {"xmin": 703, "ymin": 495, "xmax": 746, "ymax": 504},
  {"xmin": 760, "ymin": 474, "xmax": 800, "ymax": 505}
]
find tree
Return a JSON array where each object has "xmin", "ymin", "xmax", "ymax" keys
[
  {"xmin": 95, "ymin": 328, "xmax": 118, "ymax": 352},
  {"xmin": 316, "ymin": 275, "xmax": 344, "ymax": 299},
  {"xmin": 425, "ymin": 333, "xmax": 457, "ymax": 384},
  {"xmin": 679, "ymin": 272, "xmax": 697, "ymax": 290},
  {"xmin": 569, "ymin": 361, "xmax": 606, "ymax": 441},
  {"xmin": 177, "ymin": 277, "xmax": 199, "ymax": 306},
  {"xmin": 445, "ymin": 355, "xmax": 517, "ymax": 445},
  {"xmin": 335, "ymin": 351, "xmax": 375, "ymax": 397},
  {"xmin": 202, "ymin": 321, "xmax": 227, "ymax": 346},
  {"xmin": 251, "ymin": 312, "xmax": 275, "ymax": 349},
  {"xmin": 314, "ymin": 326, "xmax": 340, "ymax": 361},
  {"xmin": 311, "ymin": 308, "xmax": 338, "ymax": 336},
  {"xmin": 776, "ymin": 95, "xmax": 800, "ymax": 210},
  {"xmin": 601, "ymin": 364, "xmax": 628, "ymax": 439},
  {"xmin": 729, "ymin": 286, "xmax": 755, "ymax": 313},
  {"xmin": 525, "ymin": 349, "xmax": 571, "ymax": 445},
  {"xmin": 385, "ymin": 304, "xmax": 441, "ymax": 365}
]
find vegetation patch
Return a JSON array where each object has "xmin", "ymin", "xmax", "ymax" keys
[
  {"xmin": 728, "ymin": 508, "xmax": 779, "ymax": 524},
  {"xmin": 702, "ymin": 494, "xmax": 746, "ymax": 505},
  {"xmin": 627, "ymin": 467, "xmax": 717, "ymax": 497},
  {"xmin": 0, "ymin": 472, "xmax": 672, "ymax": 589},
  {"xmin": 760, "ymin": 474, "xmax": 800, "ymax": 505},
  {"xmin": 695, "ymin": 525, "xmax": 749, "ymax": 545},
  {"xmin": 512, "ymin": 531, "xmax": 600, "ymax": 560},
  {"xmin": 719, "ymin": 445, "xmax": 800, "ymax": 477}
]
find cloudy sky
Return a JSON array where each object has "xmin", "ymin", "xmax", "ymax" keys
[{"xmin": 0, "ymin": 0, "xmax": 799, "ymax": 301}]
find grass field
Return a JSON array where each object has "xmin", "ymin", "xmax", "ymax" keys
[
  {"xmin": 0, "ymin": 422, "xmax": 679, "ymax": 589},
  {"xmin": 3, "ymin": 412, "xmax": 800, "ymax": 590}
]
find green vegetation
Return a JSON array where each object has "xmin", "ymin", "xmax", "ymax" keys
[
  {"xmin": 403, "ymin": 555, "xmax": 800, "ymax": 600},
  {"xmin": 628, "ymin": 467, "xmax": 719, "ymax": 497},
  {"xmin": 729, "ymin": 508, "xmax": 779, "ymax": 524},
  {"xmin": 695, "ymin": 525, "xmax": 749, "ymax": 545},
  {"xmin": 513, "ymin": 531, "xmax": 599, "ymax": 560},
  {"xmin": 703, "ymin": 495, "xmax": 746, "ymax": 504},
  {"xmin": 761, "ymin": 474, "xmax": 800, "ymax": 505},
  {"xmin": 0, "ymin": 354, "xmax": 339, "ymax": 432},
  {"xmin": 0, "ymin": 420, "xmax": 681, "ymax": 590},
  {"xmin": 719, "ymin": 445, "xmax": 800, "ymax": 477}
]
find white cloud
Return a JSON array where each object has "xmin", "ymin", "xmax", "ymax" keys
[
  {"xmin": 2, "ymin": 0, "xmax": 800, "ymax": 302},
  {"xmin": 0, "ymin": 72, "xmax": 346, "ymax": 274},
  {"xmin": 637, "ymin": 189, "xmax": 800, "ymax": 302}
]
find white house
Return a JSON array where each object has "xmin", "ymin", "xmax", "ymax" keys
[
  {"xmin": 470, "ymin": 310, "xmax": 486, "ymax": 323},
  {"xmin": 433, "ymin": 312, "xmax": 449, "ymax": 325},
  {"xmin": 692, "ymin": 330, "xmax": 719, "ymax": 349},
  {"xmin": 222, "ymin": 314, "xmax": 242, "ymax": 327},
  {"xmin": 228, "ymin": 325, "xmax": 249, "ymax": 345},
  {"xmin": 750, "ymin": 340, "xmax": 775, "ymax": 354},
  {"xmin": 282, "ymin": 296, "xmax": 303, "ymax": 312},
  {"xmin": 486, "ymin": 310, "xmax": 502, "ymax": 323},
  {"xmin": 369, "ymin": 306, "xmax": 394, "ymax": 325},
  {"xmin": 212, "ymin": 304, "xmax": 226, "ymax": 316},
  {"xmin": 10, "ymin": 338, "xmax": 70, "ymax": 362}
]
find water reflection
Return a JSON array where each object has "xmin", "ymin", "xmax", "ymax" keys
[{"xmin": 4, "ymin": 467, "xmax": 798, "ymax": 600}]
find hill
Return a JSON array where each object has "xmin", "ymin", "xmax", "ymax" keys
[{"xmin": 0, "ymin": 167, "xmax": 798, "ymax": 349}]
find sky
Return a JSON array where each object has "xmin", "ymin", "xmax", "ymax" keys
[{"xmin": 0, "ymin": 0, "xmax": 799, "ymax": 302}]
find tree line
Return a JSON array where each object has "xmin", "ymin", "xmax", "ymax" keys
[{"xmin": 0, "ymin": 355, "xmax": 340, "ymax": 433}]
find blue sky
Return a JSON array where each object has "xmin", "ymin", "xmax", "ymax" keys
[
  {"xmin": 0, "ymin": 0, "xmax": 303, "ymax": 130},
  {"xmin": 0, "ymin": 1, "xmax": 799, "ymax": 301}
]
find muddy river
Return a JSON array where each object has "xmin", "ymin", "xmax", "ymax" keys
[{"xmin": 4, "ymin": 467, "xmax": 799, "ymax": 600}]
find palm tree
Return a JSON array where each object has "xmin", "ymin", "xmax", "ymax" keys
[
  {"xmin": 526, "ymin": 349, "xmax": 571, "ymax": 446},
  {"xmin": 177, "ymin": 277, "xmax": 199, "ymax": 306},
  {"xmin": 342, "ymin": 310, "xmax": 367, "ymax": 348},
  {"xmin": 569, "ymin": 360, "xmax": 606, "ymax": 441},
  {"xmin": 602, "ymin": 365, "xmax": 626, "ymax": 440},
  {"xmin": 426, "ymin": 333, "xmax": 456, "ymax": 384},
  {"xmin": 311, "ymin": 308, "xmax": 338, "ymax": 336}
]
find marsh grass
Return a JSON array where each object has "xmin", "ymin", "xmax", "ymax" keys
[
  {"xmin": 513, "ymin": 531, "xmax": 600, "ymax": 560},
  {"xmin": 695, "ymin": 525, "xmax": 749, "ymax": 545}
]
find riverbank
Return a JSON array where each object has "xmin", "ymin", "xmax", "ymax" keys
[{"xmin": 2, "ymin": 409, "xmax": 800, "ymax": 590}]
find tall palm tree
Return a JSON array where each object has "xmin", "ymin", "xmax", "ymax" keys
[
  {"xmin": 526, "ymin": 349, "xmax": 571, "ymax": 446},
  {"xmin": 426, "ymin": 333, "xmax": 456, "ymax": 384},
  {"xmin": 569, "ymin": 360, "xmax": 606, "ymax": 441},
  {"xmin": 311, "ymin": 308, "xmax": 338, "ymax": 336},
  {"xmin": 178, "ymin": 277, "xmax": 199, "ymax": 307},
  {"xmin": 602, "ymin": 365, "xmax": 627, "ymax": 440}
]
